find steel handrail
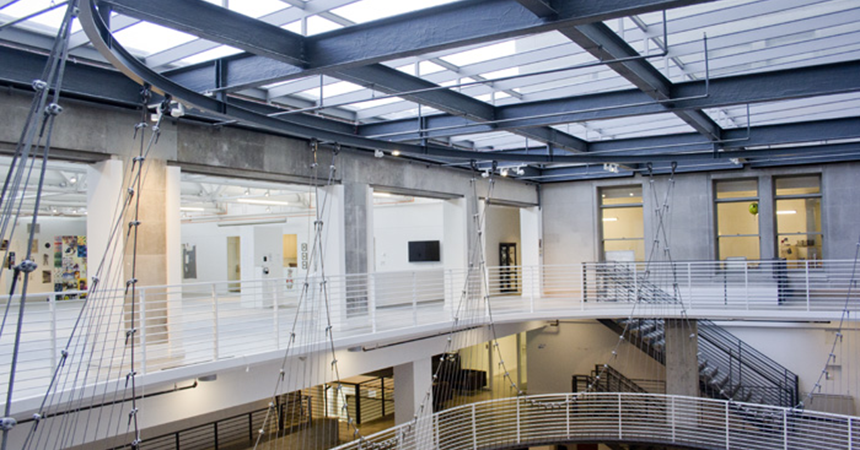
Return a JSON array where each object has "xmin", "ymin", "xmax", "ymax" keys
[{"xmin": 332, "ymin": 392, "xmax": 859, "ymax": 450}]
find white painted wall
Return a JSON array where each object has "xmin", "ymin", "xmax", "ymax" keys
[
  {"xmin": 6, "ymin": 216, "xmax": 87, "ymax": 295},
  {"xmin": 373, "ymin": 200, "xmax": 444, "ymax": 272},
  {"xmin": 180, "ymin": 219, "xmax": 312, "ymax": 284}
]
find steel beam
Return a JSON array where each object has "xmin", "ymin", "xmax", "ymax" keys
[
  {"xmin": 560, "ymin": 22, "xmax": 722, "ymax": 141},
  {"xmin": 333, "ymin": 65, "xmax": 587, "ymax": 152},
  {"xmin": 514, "ymin": 0, "xmax": 557, "ymax": 18},
  {"xmin": 154, "ymin": 0, "xmax": 716, "ymax": 90},
  {"xmin": 359, "ymin": 59, "xmax": 860, "ymax": 141},
  {"xmin": 101, "ymin": 0, "xmax": 307, "ymax": 67}
]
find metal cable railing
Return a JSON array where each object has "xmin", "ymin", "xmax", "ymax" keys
[{"xmin": 333, "ymin": 393, "xmax": 860, "ymax": 450}]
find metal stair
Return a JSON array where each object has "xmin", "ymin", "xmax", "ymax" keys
[{"xmin": 593, "ymin": 262, "xmax": 800, "ymax": 408}]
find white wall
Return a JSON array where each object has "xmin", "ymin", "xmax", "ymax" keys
[
  {"xmin": 6, "ymin": 216, "xmax": 87, "ymax": 295},
  {"xmin": 373, "ymin": 200, "xmax": 444, "ymax": 272},
  {"xmin": 180, "ymin": 218, "xmax": 312, "ymax": 284}
]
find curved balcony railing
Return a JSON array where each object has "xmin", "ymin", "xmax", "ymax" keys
[
  {"xmin": 332, "ymin": 392, "xmax": 859, "ymax": 450},
  {"xmin": 1, "ymin": 260, "xmax": 857, "ymax": 404}
]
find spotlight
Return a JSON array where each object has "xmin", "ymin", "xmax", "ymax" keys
[
  {"xmin": 481, "ymin": 171, "xmax": 490, "ymax": 178},
  {"xmin": 373, "ymin": 149, "xmax": 384, "ymax": 158},
  {"xmin": 69, "ymin": 176, "xmax": 77, "ymax": 184},
  {"xmin": 516, "ymin": 166, "xmax": 525, "ymax": 176},
  {"xmin": 603, "ymin": 163, "xmax": 619, "ymax": 173},
  {"xmin": 500, "ymin": 168, "xmax": 509, "ymax": 177},
  {"xmin": 391, "ymin": 150, "xmax": 401, "ymax": 157}
]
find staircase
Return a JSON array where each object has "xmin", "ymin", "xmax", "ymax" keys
[
  {"xmin": 592, "ymin": 263, "xmax": 799, "ymax": 408},
  {"xmin": 572, "ymin": 364, "xmax": 650, "ymax": 394}
]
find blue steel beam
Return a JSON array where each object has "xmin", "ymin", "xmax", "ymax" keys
[
  {"xmin": 156, "ymin": 0, "xmax": 717, "ymax": 91},
  {"xmin": 359, "ymin": 59, "xmax": 860, "ymax": 142},
  {"xmin": 101, "ymin": 0, "xmax": 307, "ymax": 67},
  {"xmin": 333, "ymin": 65, "xmax": 588, "ymax": 152},
  {"xmin": 560, "ymin": 22, "xmax": 722, "ymax": 141},
  {"xmin": 514, "ymin": 0, "xmax": 558, "ymax": 18}
]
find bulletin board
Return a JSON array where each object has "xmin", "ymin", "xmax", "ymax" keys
[{"xmin": 53, "ymin": 236, "xmax": 87, "ymax": 299}]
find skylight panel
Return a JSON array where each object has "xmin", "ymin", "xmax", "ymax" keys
[
  {"xmin": 0, "ymin": 0, "xmax": 81, "ymax": 33},
  {"xmin": 178, "ymin": 45, "xmax": 243, "ymax": 66},
  {"xmin": 306, "ymin": 15, "xmax": 343, "ymax": 35},
  {"xmin": 113, "ymin": 22, "xmax": 199, "ymax": 55},
  {"xmin": 330, "ymin": 0, "xmax": 460, "ymax": 25},
  {"xmin": 441, "ymin": 40, "xmax": 517, "ymax": 67},
  {"xmin": 227, "ymin": 0, "xmax": 289, "ymax": 19}
]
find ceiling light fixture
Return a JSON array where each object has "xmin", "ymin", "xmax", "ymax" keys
[
  {"xmin": 602, "ymin": 217, "xmax": 618, "ymax": 222},
  {"xmin": 776, "ymin": 210, "xmax": 797, "ymax": 215},
  {"xmin": 236, "ymin": 198, "xmax": 291, "ymax": 206},
  {"xmin": 180, "ymin": 206, "xmax": 206, "ymax": 212},
  {"xmin": 391, "ymin": 150, "xmax": 401, "ymax": 156}
]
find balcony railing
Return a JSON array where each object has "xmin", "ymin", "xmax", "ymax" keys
[
  {"xmin": 332, "ymin": 392, "xmax": 860, "ymax": 450},
  {"xmin": 0, "ymin": 260, "xmax": 856, "ymax": 404}
]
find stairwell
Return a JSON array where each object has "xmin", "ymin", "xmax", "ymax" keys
[{"xmin": 592, "ymin": 263, "xmax": 799, "ymax": 408}]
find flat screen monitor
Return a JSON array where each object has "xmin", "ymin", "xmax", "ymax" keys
[{"xmin": 408, "ymin": 240, "xmax": 440, "ymax": 262}]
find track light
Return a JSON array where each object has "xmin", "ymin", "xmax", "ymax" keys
[
  {"xmin": 500, "ymin": 168, "xmax": 508, "ymax": 177},
  {"xmin": 481, "ymin": 171, "xmax": 490, "ymax": 178},
  {"xmin": 374, "ymin": 149, "xmax": 384, "ymax": 158}
]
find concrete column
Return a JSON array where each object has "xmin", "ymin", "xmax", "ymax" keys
[
  {"xmin": 443, "ymin": 197, "xmax": 467, "ymax": 313},
  {"xmin": 520, "ymin": 206, "xmax": 541, "ymax": 299},
  {"xmin": 393, "ymin": 357, "xmax": 432, "ymax": 425},
  {"xmin": 343, "ymin": 182, "xmax": 369, "ymax": 275},
  {"xmin": 665, "ymin": 319, "xmax": 699, "ymax": 397},
  {"xmin": 86, "ymin": 159, "xmax": 124, "ymax": 294},
  {"xmin": 759, "ymin": 176, "xmax": 775, "ymax": 260}
]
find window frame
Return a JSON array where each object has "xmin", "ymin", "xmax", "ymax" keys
[
  {"xmin": 598, "ymin": 185, "xmax": 644, "ymax": 262},
  {"xmin": 714, "ymin": 178, "xmax": 761, "ymax": 261},
  {"xmin": 773, "ymin": 174, "xmax": 823, "ymax": 263}
]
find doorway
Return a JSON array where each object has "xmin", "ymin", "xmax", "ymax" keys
[
  {"xmin": 227, "ymin": 236, "xmax": 241, "ymax": 292},
  {"xmin": 499, "ymin": 242, "xmax": 518, "ymax": 293}
]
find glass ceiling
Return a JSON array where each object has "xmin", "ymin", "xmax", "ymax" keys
[{"xmin": 1, "ymin": 0, "xmax": 859, "ymax": 154}]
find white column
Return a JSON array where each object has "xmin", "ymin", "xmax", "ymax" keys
[
  {"xmin": 165, "ymin": 166, "xmax": 182, "ymax": 288},
  {"xmin": 86, "ymin": 159, "xmax": 124, "ymax": 295},
  {"xmin": 394, "ymin": 357, "xmax": 433, "ymax": 425},
  {"xmin": 443, "ymin": 197, "xmax": 467, "ymax": 313},
  {"xmin": 520, "ymin": 206, "xmax": 541, "ymax": 299}
]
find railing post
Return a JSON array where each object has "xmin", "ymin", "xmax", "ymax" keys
[
  {"xmin": 566, "ymin": 394, "xmax": 571, "ymax": 438},
  {"xmin": 687, "ymin": 263, "xmax": 693, "ymax": 308},
  {"xmin": 633, "ymin": 265, "xmax": 638, "ymax": 302},
  {"xmin": 139, "ymin": 289, "xmax": 147, "ymax": 374},
  {"xmin": 412, "ymin": 272, "xmax": 418, "ymax": 326},
  {"xmin": 49, "ymin": 294, "xmax": 58, "ymax": 370},
  {"xmin": 529, "ymin": 267, "xmax": 535, "ymax": 314},
  {"xmin": 744, "ymin": 263, "xmax": 749, "ymax": 310},
  {"xmin": 783, "ymin": 409, "xmax": 789, "ymax": 450},
  {"xmin": 725, "ymin": 400, "xmax": 730, "ymax": 449},
  {"xmin": 435, "ymin": 413, "xmax": 440, "ymax": 449},
  {"xmin": 618, "ymin": 393, "xmax": 622, "ymax": 439},
  {"xmin": 580, "ymin": 264, "xmax": 586, "ymax": 311},
  {"xmin": 273, "ymin": 281, "xmax": 280, "ymax": 348},
  {"xmin": 472, "ymin": 403, "xmax": 477, "ymax": 450},
  {"xmin": 671, "ymin": 396, "xmax": 676, "ymax": 442},
  {"xmin": 849, "ymin": 417, "xmax": 853, "ymax": 450},
  {"xmin": 516, "ymin": 397, "xmax": 521, "ymax": 442},
  {"xmin": 805, "ymin": 260, "xmax": 811, "ymax": 311},
  {"xmin": 212, "ymin": 284, "xmax": 220, "ymax": 360},
  {"xmin": 369, "ymin": 273, "xmax": 377, "ymax": 334}
]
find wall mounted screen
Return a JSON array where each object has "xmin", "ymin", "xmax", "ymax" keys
[{"xmin": 408, "ymin": 241, "xmax": 440, "ymax": 262}]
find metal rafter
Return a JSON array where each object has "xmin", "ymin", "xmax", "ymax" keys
[
  {"xmin": 357, "ymin": 59, "xmax": 860, "ymax": 141},
  {"xmin": 559, "ymin": 22, "xmax": 722, "ymax": 141}
]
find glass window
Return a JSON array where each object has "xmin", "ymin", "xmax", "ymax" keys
[
  {"xmin": 775, "ymin": 175, "xmax": 822, "ymax": 263},
  {"xmin": 600, "ymin": 186, "xmax": 644, "ymax": 261},
  {"xmin": 715, "ymin": 179, "xmax": 759, "ymax": 261}
]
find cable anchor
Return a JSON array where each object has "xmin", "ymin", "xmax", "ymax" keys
[
  {"xmin": 45, "ymin": 103, "xmax": 63, "ymax": 116},
  {"xmin": 15, "ymin": 259, "xmax": 37, "ymax": 273},
  {"xmin": 0, "ymin": 417, "xmax": 16, "ymax": 431},
  {"xmin": 32, "ymin": 79, "xmax": 47, "ymax": 92}
]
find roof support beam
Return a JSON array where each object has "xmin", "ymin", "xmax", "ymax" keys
[
  {"xmin": 333, "ymin": 65, "xmax": 587, "ymax": 152},
  {"xmin": 359, "ymin": 59, "xmax": 860, "ymax": 141},
  {"xmin": 158, "ymin": 0, "xmax": 716, "ymax": 90},
  {"xmin": 560, "ymin": 22, "xmax": 722, "ymax": 141},
  {"xmin": 101, "ymin": 0, "xmax": 307, "ymax": 67},
  {"xmin": 514, "ymin": 0, "xmax": 557, "ymax": 19}
]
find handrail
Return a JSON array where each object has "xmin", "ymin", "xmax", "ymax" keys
[
  {"xmin": 2, "ymin": 260, "xmax": 855, "ymax": 404},
  {"xmin": 332, "ymin": 392, "xmax": 860, "ymax": 450}
]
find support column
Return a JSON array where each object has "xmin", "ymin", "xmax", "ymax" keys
[
  {"xmin": 393, "ymin": 357, "xmax": 432, "ymax": 425},
  {"xmin": 86, "ymin": 159, "xmax": 124, "ymax": 295},
  {"xmin": 443, "ymin": 197, "xmax": 467, "ymax": 314},
  {"xmin": 520, "ymin": 206, "xmax": 541, "ymax": 299},
  {"xmin": 665, "ymin": 319, "xmax": 699, "ymax": 397}
]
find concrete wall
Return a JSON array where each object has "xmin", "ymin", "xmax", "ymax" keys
[
  {"xmin": 527, "ymin": 321, "xmax": 666, "ymax": 395},
  {"xmin": 541, "ymin": 164, "xmax": 860, "ymax": 266}
]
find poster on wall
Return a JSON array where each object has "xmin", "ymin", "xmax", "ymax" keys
[{"xmin": 53, "ymin": 236, "xmax": 87, "ymax": 299}]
